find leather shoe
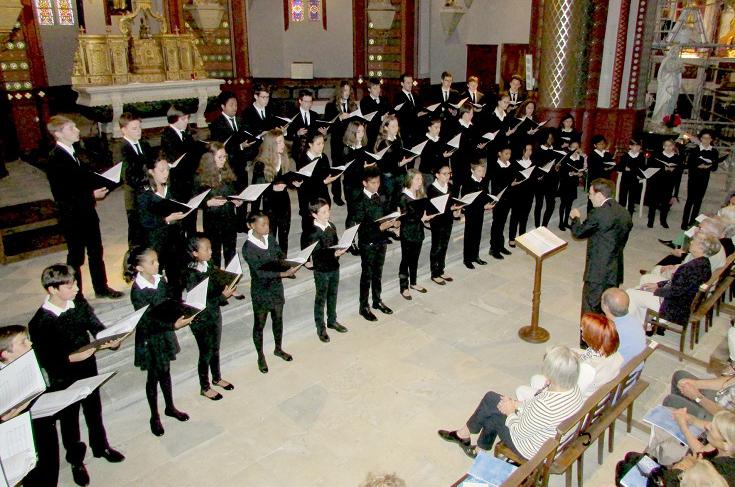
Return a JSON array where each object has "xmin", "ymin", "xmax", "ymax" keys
[
  {"xmin": 508, "ymin": 241, "xmax": 516, "ymax": 248},
  {"xmin": 200, "ymin": 389, "xmax": 223, "ymax": 401},
  {"xmin": 164, "ymin": 408, "xmax": 190, "ymax": 422},
  {"xmin": 438, "ymin": 429, "xmax": 471, "ymax": 447},
  {"xmin": 411, "ymin": 285, "xmax": 427, "ymax": 293},
  {"xmin": 491, "ymin": 251, "xmax": 504, "ymax": 260},
  {"xmin": 93, "ymin": 447, "xmax": 125, "ymax": 462},
  {"xmin": 499, "ymin": 247, "xmax": 512, "ymax": 255},
  {"xmin": 95, "ymin": 287, "xmax": 123, "ymax": 299},
  {"xmin": 213, "ymin": 380, "xmax": 234, "ymax": 390},
  {"xmin": 661, "ymin": 221, "xmax": 669, "ymax": 229},
  {"xmin": 360, "ymin": 306, "xmax": 378, "ymax": 321},
  {"xmin": 401, "ymin": 290, "xmax": 413, "ymax": 300},
  {"xmin": 464, "ymin": 261, "xmax": 475, "ymax": 270},
  {"xmin": 373, "ymin": 301, "xmax": 393, "ymax": 314},
  {"xmin": 327, "ymin": 322, "xmax": 348, "ymax": 333},
  {"xmin": 149, "ymin": 418, "xmax": 164, "ymax": 437},
  {"xmin": 431, "ymin": 277, "xmax": 446, "ymax": 285},
  {"xmin": 658, "ymin": 239, "xmax": 676, "ymax": 249},
  {"xmin": 441, "ymin": 275, "xmax": 454, "ymax": 282},
  {"xmin": 274, "ymin": 348, "xmax": 293, "ymax": 361},
  {"xmin": 71, "ymin": 464, "xmax": 90, "ymax": 486},
  {"xmin": 318, "ymin": 329, "xmax": 330, "ymax": 343},
  {"xmin": 257, "ymin": 355, "xmax": 268, "ymax": 373},
  {"xmin": 475, "ymin": 258, "xmax": 487, "ymax": 265}
]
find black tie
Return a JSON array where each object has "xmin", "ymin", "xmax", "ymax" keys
[
  {"xmin": 370, "ymin": 193, "xmax": 380, "ymax": 202},
  {"xmin": 134, "ymin": 142, "xmax": 142, "ymax": 156},
  {"xmin": 444, "ymin": 91, "xmax": 448, "ymax": 102},
  {"xmin": 343, "ymin": 102, "xmax": 348, "ymax": 113},
  {"xmin": 408, "ymin": 93, "xmax": 414, "ymax": 105},
  {"xmin": 303, "ymin": 112, "xmax": 309, "ymax": 126}
]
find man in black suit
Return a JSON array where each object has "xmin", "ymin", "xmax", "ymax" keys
[
  {"xmin": 119, "ymin": 112, "xmax": 152, "ymax": 247},
  {"xmin": 506, "ymin": 74, "xmax": 526, "ymax": 112},
  {"xmin": 324, "ymin": 80, "xmax": 358, "ymax": 206},
  {"xmin": 429, "ymin": 71, "xmax": 460, "ymax": 119},
  {"xmin": 287, "ymin": 89, "xmax": 327, "ymax": 161},
  {"xmin": 395, "ymin": 73, "xmax": 420, "ymax": 146},
  {"xmin": 359, "ymin": 77, "xmax": 391, "ymax": 149},
  {"xmin": 570, "ymin": 178, "xmax": 633, "ymax": 337},
  {"xmin": 208, "ymin": 90, "xmax": 252, "ymax": 191},
  {"xmin": 45, "ymin": 116, "xmax": 122, "ymax": 299},
  {"xmin": 160, "ymin": 105, "xmax": 202, "ymax": 202},
  {"xmin": 353, "ymin": 167, "xmax": 399, "ymax": 321}
]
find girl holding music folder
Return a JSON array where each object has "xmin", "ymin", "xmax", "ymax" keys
[
  {"xmin": 647, "ymin": 138, "xmax": 682, "ymax": 229},
  {"xmin": 427, "ymin": 163, "xmax": 460, "ymax": 284},
  {"xmin": 137, "ymin": 157, "xmax": 188, "ymax": 292},
  {"xmin": 242, "ymin": 212, "xmax": 300, "ymax": 373},
  {"xmin": 616, "ymin": 139, "xmax": 645, "ymax": 216},
  {"xmin": 418, "ymin": 116, "xmax": 453, "ymax": 188},
  {"xmin": 297, "ymin": 132, "xmax": 340, "ymax": 250},
  {"xmin": 555, "ymin": 114, "xmax": 580, "ymax": 150},
  {"xmin": 252, "ymin": 129, "xmax": 299, "ymax": 256},
  {"xmin": 398, "ymin": 169, "xmax": 433, "ymax": 299},
  {"xmin": 196, "ymin": 142, "xmax": 241, "ymax": 268},
  {"xmin": 682, "ymin": 130, "xmax": 719, "ymax": 230},
  {"xmin": 508, "ymin": 143, "xmax": 536, "ymax": 247},
  {"xmin": 374, "ymin": 115, "xmax": 412, "ymax": 211},
  {"xmin": 533, "ymin": 131, "xmax": 562, "ymax": 228},
  {"xmin": 558, "ymin": 139, "xmax": 586, "ymax": 230},
  {"xmin": 182, "ymin": 235, "xmax": 237, "ymax": 401},
  {"xmin": 510, "ymin": 100, "xmax": 542, "ymax": 156},
  {"xmin": 342, "ymin": 121, "xmax": 370, "ymax": 229},
  {"xmin": 125, "ymin": 247, "xmax": 194, "ymax": 437}
]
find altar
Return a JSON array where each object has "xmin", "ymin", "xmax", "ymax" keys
[{"xmin": 74, "ymin": 78, "xmax": 223, "ymax": 138}]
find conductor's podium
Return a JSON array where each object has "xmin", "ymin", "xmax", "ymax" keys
[{"xmin": 0, "ymin": 199, "xmax": 66, "ymax": 264}]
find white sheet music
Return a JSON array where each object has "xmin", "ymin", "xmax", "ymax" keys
[
  {"xmin": 168, "ymin": 153, "xmax": 186, "ymax": 169},
  {"xmin": 375, "ymin": 211, "xmax": 402, "ymax": 222},
  {"xmin": 394, "ymin": 102, "xmax": 404, "ymax": 111},
  {"xmin": 297, "ymin": 160, "xmax": 318, "ymax": 177},
  {"xmin": 97, "ymin": 162, "xmax": 122, "ymax": 183},
  {"xmin": 231, "ymin": 183, "xmax": 270, "ymax": 201},
  {"xmin": 454, "ymin": 191, "xmax": 482, "ymax": 206},
  {"xmin": 0, "ymin": 350, "xmax": 46, "ymax": 417},
  {"xmin": 287, "ymin": 242, "xmax": 318, "ymax": 265},
  {"xmin": 408, "ymin": 140, "xmax": 428, "ymax": 155},
  {"xmin": 30, "ymin": 372, "xmax": 115, "ymax": 418},
  {"xmin": 446, "ymin": 133, "xmax": 461, "ymax": 148},
  {"xmin": 365, "ymin": 146, "xmax": 390, "ymax": 161},
  {"xmin": 520, "ymin": 166, "xmax": 535, "ymax": 180},
  {"xmin": 482, "ymin": 131, "xmax": 498, "ymax": 141},
  {"xmin": 449, "ymin": 97, "xmax": 468, "ymax": 109},
  {"xmin": 515, "ymin": 226, "xmax": 567, "ymax": 257},
  {"xmin": 184, "ymin": 278, "xmax": 208, "ymax": 311},
  {"xmin": 0, "ymin": 412, "xmax": 36, "ymax": 487},
  {"xmin": 225, "ymin": 255, "xmax": 243, "ymax": 275},
  {"xmin": 488, "ymin": 187, "xmax": 507, "ymax": 203},
  {"xmin": 430, "ymin": 194, "xmax": 450, "ymax": 213},
  {"xmin": 331, "ymin": 224, "xmax": 360, "ymax": 249},
  {"xmin": 640, "ymin": 168, "xmax": 660, "ymax": 179},
  {"xmin": 96, "ymin": 305, "xmax": 148, "ymax": 340},
  {"xmin": 538, "ymin": 161, "xmax": 554, "ymax": 173},
  {"xmin": 425, "ymin": 103, "xmax": 441, "ymax": 112}
]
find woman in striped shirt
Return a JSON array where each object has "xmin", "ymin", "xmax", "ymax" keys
[{"xmin": 438, "ymin": 345, "xmax": 585, "ymax": 459}]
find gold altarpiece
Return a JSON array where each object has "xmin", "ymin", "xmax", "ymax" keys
[{"xmin": 72, "ymin": 0, "xmax": 206, "ymax": 85}]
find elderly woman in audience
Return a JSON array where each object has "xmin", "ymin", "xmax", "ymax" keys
[
  {"xmin": 664, "ymin": 370, "xmax": 735, "ymax": 420},
  {"xmin": 437, "ymin": 345, "xmax": 584, "ymax": 459},
  {"xmin": 665, "ymin": 410, "xmax": 735, "ymax": 485},
  {"xmin": 680, "ymin": 459, "xmax": 729, "ymax": 487},
  {"xmin": 627, "ymin": 232, "xmax": 720, "ymax": 328}
]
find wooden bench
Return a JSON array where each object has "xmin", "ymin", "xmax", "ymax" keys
[
  {"xmin": 0, "ymin": 199, "xmax": 66, "ymax": 264},
  {"xmin": 645, "ymin": 253, "xmax": 735, "ymax": 362},
  {"xmin": 451, "ymin": 438, "xmax": 558, "ymax": 487},
  {"xmin": 708, "ymin": 336, "xmax": 730, "ymax": 375},
  {"xmin": 493, "ymin": 342, "xmax": 658, "ymax": 487}
]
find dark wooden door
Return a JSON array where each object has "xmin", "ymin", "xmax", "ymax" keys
[{"xmin": 466, "ymin": 44, "xmax": 498, "ymax": 94}]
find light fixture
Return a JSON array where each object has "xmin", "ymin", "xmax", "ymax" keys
[
  {"xmin": 184, "ymin": 0, "xmax": 225, "ymax": 31},
  {"xmin": 440, "ymin": 0, "xmax": 466, "ymax": 37},
  {"xmin": 367, "ymin": 0, "xmax": 396, "ymax": 30},
  {"xmin": 0, "ymin": 0, "xmax": 22, "ymax": 35}
]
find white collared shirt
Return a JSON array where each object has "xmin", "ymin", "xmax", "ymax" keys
[
  {"xmin": 426, "ymin": 133, "xmax": 439, "ymax": 142},
  {"xmin": 350, "ymin": 144, "xmax": 362, "ymax": 150},
  {"xmin": 442, "ymin": 89, "xmax": 450, "ymax": 101},
  {"xmin": 123, "ymin": 137, "xmax": 142, "ymax": 154},
  {"xmin": 170, "ymin": 125, "xmax": 183, "ymax": 140},
  {"xmin": 275, "ymin": 154, "xmax": 282, "ymax": 173},
  {"xmin": 494, "ymin": 107, "xmax": 506, "ymax": 121},
  {"xmin": 471, "ymin": 174, "xmax": 483, "ymax": 183},
  {"xmin": 570, "ymin": 154, "xmax": 581, "ymax": 161},
  {"xmin": 56, "ymin": 142, "xmax": 76, "ymax": 161},
  {"xmin": 628, "ymin": 151, "xmax": 640, "ymax": 158},
  {"xmin": 134, "ymin": 273, "xmax": 162, "ymax": 290},
  {"xmin": 363, "ymin": 188, "xmax": 378, "ymax": 199},
  {"xmin": 42, "ymin": 295, "xmax": 75, "ymax": 317},
  {"xmin": 497, "ymin": 158, "xmax": 510, "ymax": 168},
  {"xmin": 306, "ymin": 150, "xmax": 320, "ymax": 161},
  {"xmin": 402, "ymin": 89, "xmax": 414, "ymax": 104},
  {"xmin": 247, "ymin": 229, "xmax": 269, "ymax": 250},
  {"xmin": 432, "ymin": 179, "xmax": 449, "ymax": 193},
  {"xmin": 194, "ymin": 261, "xmax": 208, "ymax": 273},
  {"xmin": 517, "ymin": 158, "xmax": 533, "ymax": 169},
  {"xmin": 699, "ymin": 144, "xmax": 712, "ymax": 151},
  {"xmin": 371, "ymin": 96, "xmax": 380, "ymax": 103},
  {"xmin": 154, "ymin": 185, "xmax": 168, "ymax": 199},
  {"xmin": 402, "ymin": 188, "xmax": 416, "ymax": 199},
  {"xmin": 540, "ymin": 145, "xmax": 553, "ymax": 151},
  {"xmin": 300, "ymin": 109, "xmax": 310, "ymax": 125},
  {"xmin": 662, "ymin": 151, "xmax": 676, "ymax": 158},
  {"xmin": 594, "ymin": 149, "xmax": 606, "ymax": 157},
  {"xmin": 459, "ymin": 119, "xmax": 471, "ymax": 129},
  {"xmin": 313, "ymin": 219, "xmax": 329, "ymax": 231}
]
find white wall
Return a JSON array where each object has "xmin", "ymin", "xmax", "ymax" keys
[
  {"xmin": 423, "ymin": 0, "xmax": 531, "ymax": 83},
  {"xmin": 38, "ymin": 2, "xmax": 81, "ymax": 86},
  {"xmin": 247, "ymin": 0, "xmax": 353, "ymax": 78}
]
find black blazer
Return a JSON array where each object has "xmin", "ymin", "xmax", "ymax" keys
[
  {"xmin": 398, "ymin": 192, "xmax": 425, "ymax": 243},
  {"xmin": 121, "ymin": 139, "xmax": 153, "ymax": 193},
  {"xmin": 252, "ymin": 161, "xmax": 292, "ymax": 218},
  {"xmin": 209, "ymin": 113, "xmax": 250, "ymax": 187},
  {"xmin": 354, "ymin": 191, "xmax": 388, "ymax": 245},
  {"xmin": 130, "ymin": 277, "xmax": 180, "ymax": 371},
  {"xmin": 570, "ymin": 199, "xmax": 633, "ymax": 285},
  {"xmin": 394, "ymin": 91, "xmax": 420, "ymax": 141},
  {"xmin": 426, "ymin": 182, "xmax": 454, "ymax": 231},
  {"xmin": 286, "ymin": 109, "xmax": 322, "ymax": 160},
  {"xmin": 360, "ymin": 95, "xmax": 391, "ymax": 146},
  {"xmin": 309, "ymin": 222, "xmax": 340, "ymax": 272},
  {"xmin": 461, "ymin": 176, "xmax": 491, "ymax": 218},
  {"xmin": 427, "ymin": 86, "xmax": 460, "ymax": 110},
  {"xmin": 46, "ymin": 145, "xmax": 99, "ymax": 225},
  {"xmin": 656, "ymin": 256, "xmax": 711, "ymax": 325},
  {"xmin": 160, "ymin": 126, "xmax": 201, "ymax": 200},
  {"xmin": 242, "ymin": 236, "xmax": 286, "ymax": 309},
  {"xmin": 325, "ymin": 99, "xmax": 358, "ymax": 165}
]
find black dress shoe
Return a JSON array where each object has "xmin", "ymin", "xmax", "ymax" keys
[
  {"xmin": 680, "ymin": 223, "xmax": 689, "ymax": 230},
  {"xmin": 71, "ymin": 464, "xmax": 90, "ymax": 486},
  {"xmin": 200, "ymin": 389, "xmax": 223, "ymax": 401},
  {"xmin": 373, "ymin": 301, "xmax": 393, "ymax": 314},
  {"xmin": 164, "ymin": 408, "xmax": 190, "ymax": 422},
  {"xmin": 499, "ymin": 247, "xmax": 512, "ymax": 255},
  {"xmin": 149, "ymin": 418, "xmax": 164, "ymax": 437},
  {"xmin": 438, "ymin": 429, "xmax": 471, "ymax": 447},
  {"xmin": 508, "ymin": 241, "xmax": 516, "ymax": 248},
  {"xmin": 333, "ymin": 197, "xmax": 345, "ymax": 206},
  {"xmin": 360, "ymin": 307, "xmax": 378, "ymax": 321},
  {"xmin": 401, "ymin": 290, "xmax": 413, "ymax": 300},
  {"xmin": 442, "ymin": 275, "xmax": 454, "ymax": 282},
  {"xmin": 328, "ymin": 322, "xmax": 348, "ymax": 333},
  {"xmin": 558, "ymin": 224, "xmax": 566, "ymax": 231},
  {"xmin": 647, "ymin": 222, "xmax": 654, "ymax": 228},
  {"xmin": 95, "ymin": 287, "xmax": 123, "ymax": 299},
  {"xmin": 234, "ymin": 293, "xmax": 246, "ymax": 300},
  {"xmin": 475, "ymin": 258, "xmax": 487, "ymax": 266},
  {"xmin": 658, "ymin": 239, "xmax": 676, "ymax": 249},
  {"xmin": 257, "ymin": 355, "xmax": 269, "ymax": 373},
  {"xmin": 318, "ymin": 329, "xmax": 330, "ymax": 343},
  {"xmin": 93, "ymin": 447, "xmax": 125, "ymax": 462},
  {"xmin": 661, "ymin": 221, "xmax": 669, "ymax": 229},
  {"xmin": 274, "ymin": 348, "xmax": 293, "ymax": 361},
  {"xmin": 213, "ymin": 380, "xmax": 234, "ymax": 390},
  {"xmin": 431, "ymin": 277, "xmax": 446, "ymax": 285},
  {"xmin": 491, "ymin": 251, "xmax": 504, "ymax": 260},
  {"xmin": 464, "ymin": 261, "xmax": 475, "ymax": 270}
]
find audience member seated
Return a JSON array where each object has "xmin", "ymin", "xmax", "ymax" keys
[
  {"xmin": 601, "ymin": 288, "xmax": 646, "ymax": 364},
  {"xmin": 437, "ymin": 345, "xmax": 584, "ymax": 459},
  {"xmin": 627, "ymin": 233, "xmax": 720, "ymax": 328},
  {"xmin": 664, "ymin": 371, "xmax": 735, "ymax": 419},
  {"xmin": 679, "ymin": 459, "xmax": 730, "ymax": 487}
]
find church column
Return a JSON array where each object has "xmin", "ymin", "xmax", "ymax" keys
[
  {"xmin": 609, "ymin": 0, "xmax": 631, "ymax": 108},
  {"xmin": 580, "ymin": 0, "xmax": 609, "ymax": 149}
]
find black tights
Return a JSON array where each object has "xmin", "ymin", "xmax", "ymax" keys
[
  {"xmin": 253, "ymin": 304, "xmax": 284, "ymax": 357},
  {"xmin": 146, "ymin": 367, "xmax": 175, "ymax": 419}
]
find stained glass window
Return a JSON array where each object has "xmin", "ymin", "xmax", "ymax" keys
[
  {"xmin": 308, "ymin": 0, "xmax": 320, "ymax": 22},
  {"xmin": 34, "ymin": 0, "xmax": 54, "ymax": 25},
  {"xmin": 55, "ymin": 0, "xmax": 74, "ymax": 25},
  {"xmin": 290, "ymin": 0, "xmax": 304, "ymax": 22}
]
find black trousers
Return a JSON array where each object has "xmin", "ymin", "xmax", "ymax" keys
[
  {"xmin": 314, "ymin": 269, "xmax": 339, "ymax": 329},
  {"xmin": 145, "ymin": 365, "xmax": 175, "ymax": 419},
  {"xmin": 463, "ymin": 211, "xmax": 485, "ymax": 262},
  {"xmin": 430, "ymin": 222, "xmax": 452, "ymax": 278},
  {"xmin": 490, "ymin": 201, "xmax": 510, "ymax": 251},
  {"xmin": 24, "ymin": 416, "xmax": 60, "ymax": 487},
  {"xmin": 268, "ymin": 212, "xmax": 291, "ymax": 256},
  {"xmin": 359, "ymin": 242, "xmax": 387, "ymax": 308},
  {"xmin": 466, "ymin": 391, "xmax": 520, "ymax": 454},
  {"xmin": 508, "ymin": 196, "xmax": 532, "ymax": 242},
  {"xmin": 191, "ymin": 322, "xmax": 222, "ymax": 391},
  {"xmin": 344, "ymin": 185, "xmax": 361, "ymax": 228},
  {"xmin": 204, "ymin": 217, "xmax": 237, "ymax": 268},
  {"xmin": 558, "ymin": 186, "xmax": 577, "ymax": 227},
  {"xmin": 618, "ymin": 175, "xmax": 641, "ymax": 215},
  {"xmin": 681, "ymin": 176, "xmax": 710, "ymax": 227},
  {"xmin": 253, "ymin": 302, "xmax": 284, "ymax": 355},
  {"xmin": 59, "ymin": 388, "xmax": 109, "ymax": 465},
  {"xmin": 399, "ymin": 239, "xmax": 422, "ymax": 291},
  {"xmin": 63, "ymin": 217, "xmax": 109, "ymax": 295},
  {"xmin": 126, "ymin": 209, "xmax": 144, "ymax": 248},
  {"xmin": 533, "ymin": 187, "xmax": 556, "ymax": 227}
]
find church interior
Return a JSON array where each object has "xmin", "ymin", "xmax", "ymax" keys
[{"xmin": 3, "ymin": 0, "xmax": 735, "ymax": 486}]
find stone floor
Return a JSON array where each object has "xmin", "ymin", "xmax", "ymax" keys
[{"xmin": 1, "ymin": 158, "xmax": 733, "ymax": 486}]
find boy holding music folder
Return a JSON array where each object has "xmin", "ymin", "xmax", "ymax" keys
[
  {"xmin": 459, "ymin": 161, "xmax": 495, "ymax": 269},
  {"xmin": 26, "ymin": 264, "xmax": 126, "ymax": 486},
  {"xmin": 308, "ymin": 198, "xmax": 353, "ymax": 343},
  {"xmin": 353, "ymin": 167, "xmax": 400, "ymax": 322}
]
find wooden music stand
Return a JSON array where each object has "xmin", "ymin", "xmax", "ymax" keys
[{"xmin": 514, "ymin": 227, "xmax": 568, "ymax": 343}]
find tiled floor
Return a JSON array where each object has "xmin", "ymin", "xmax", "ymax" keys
[{"xmin": 1, "ymin": 158, "xmax": 733, "ymax": 486}]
